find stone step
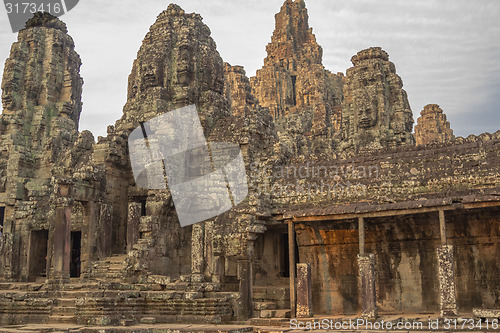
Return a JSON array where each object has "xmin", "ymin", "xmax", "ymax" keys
[
  {"xmin": 48, "ymin": 314, "xmax": 76, "ymax": 324},
  {"xmin": 108, "ymin": 256, "xmax": 127, "ymax": 263},
  {"xmin": 62, "ymin": 283, "xmax": 99, "ymax": 291},
  {"xmin": 254, "ymin": 328, "xmax": 291, "ymax": 333},
  {"xmin": 52, "ymin": 306, "xmax": 76, "ymax": 315},
  {"xmin": 58, "ymin": 290, "xmax": 104, "ymax": 298},
  {"xmin": 0, "ymin": 283, "xmax": 12, "ymax": 290},
  {"xmin": 473, "ymin": 308, "xmax": 500, "ymax": 319},
  {"xmin": 58, "ymin": 298, "xmax": 76, "ymax": 306},
  {"xmin": 254, "ymin": 301, "xmax": 277, "ymax": 311},
  {"xmin": 250, "ymin": 317, "xmax": 291, "ymax": 327},
  {"xmin": 259, "ymin": 309, "xmax": 291, "ymax": 319}
]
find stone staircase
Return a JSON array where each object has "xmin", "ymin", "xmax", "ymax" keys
[
  {"xmin": 252, "ymin": 286, "xmax": 291, "ymax": 320},
  {"xmin": 48, "ymin": 297, "xmax": 76, "ymax": 324},
  {"xmin": 88, "ymin": 254, "xmax": 128, "ymax": 281},
  {"xmin": 0, "ymin": 254, "xmax": 238, "ymax": 326}
]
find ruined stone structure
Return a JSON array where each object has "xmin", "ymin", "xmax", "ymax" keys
[
  {"xmin": 415, "ymin": 104, "xmax": 455, "ymax": 146},
  {"xmin": 340, "ymin": 47, "xmax": 415, "ymax": 151},
  {"xmin": 223, "ymin": 63, "xmax": 257, "ymax": 117},
  {"xmin": 250, "ymin": 0, "xmax": 344, "ymax": 155},
  {"xmin": 0, "ymin": 1, "xmax": 498, "ymax": 330},
  {"xmin": 0, "ymin": 12, "xmax": 96, "ymax": 283}
]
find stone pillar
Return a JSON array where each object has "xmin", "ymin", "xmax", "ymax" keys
[
  {"xmin": 212, "ymin": 255, "xmax": 225, "ymax": 284},
  {"xmin": 53, "ymin": 206, "xmax": 71, "ymax": 286},
  {"xmin": 81, "ymin": 201, "xmax": 96, "ymax": 276},
  {"xmin": 439, "ymin": 209, "xmax": 447, "ymax": 245},
  {"xmin": 296, "ymin": 263, "xmax": 313, "ymax": 318},
  {"xmin": 437, "ymin": 245, "xmax": 458, "ymax": 317},
  {"xmin": 288, "ymin": 220, "xmax": 297, "ymax": 317},
  {"xmin": 191, "ymin": 223, "xmax": 205, "ymax": 283},
  {"xmin": 358, "ymin": 217, "xmax": 365, "ymax": 255},
  {"xmin": 358, "ymin": 254, "xmax": 377, "ymax": 318},
  {"xmin": 97, "ymin": 203, "xmax": 112, "ymax": 258},
  {"xmin": 127, "ymin": 202, "xmax": 141, "ymax": 253},
  {"xmin": 237, "ymin": 259, "xmax": 252, "ymax": 320}
]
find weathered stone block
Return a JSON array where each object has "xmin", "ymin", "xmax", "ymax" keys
[
  {"xmin": 358, "ymin": 254, "xmax": 377, "ymax": 319},
  {"xmin": 437, "ymin": 245, "xmax": 458, "ymax": 317},
  {"xmin": 296, "ymin": 263, "xmax": 313, "ymax": 318}
]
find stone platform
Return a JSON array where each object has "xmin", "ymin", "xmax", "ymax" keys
[{"xmin": 1, "ymin": 314, "xmax": 499, "ymax": 333}]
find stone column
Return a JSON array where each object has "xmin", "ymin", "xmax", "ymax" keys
[
  {"xmin": 98, "ymin": 203, "xmax": 112, "ymax": 258},
  {"xmin": 437, "ymin": 209, "xmax": 458, "ymax": 317},
  {"xmin": 437, "ymin": 245, "xmax": 458, "ymax": 317},
  {"xmin": 296, "ymin": 263, "xmax": 313, "ymax": 318},
  {"xmin": 212, "ymin": 255, "xmax": 225, "ymax": 284},
  {"xmin": 237, "ymin": 258, "xmax": 252, "ymax": 320},
  {"xmin": 81, "ymin": 201, "xmax": 96, "ymax": 277},
  {"xmin": 53, "ymin": 206, "xmax": 71, "ymax": 286},
  {"xmin": 288, "ymin": 220, "xmax": 297, "ymax": 317},
  {"xmin": 358, "ymin": 217, "xmax": 365, "ymax": 255},
  {"xmin": 358, "ymin": 254, "xmax": 377, "ymax": 318},
  {"xmin": 191, "ymin": 223, "xmax": 205, "ymax": 283},
  {"xmin": 127, "ymin": 202, "xmax": 141, "ymax": 253}
]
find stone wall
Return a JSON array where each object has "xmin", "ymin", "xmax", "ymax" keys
[
  {"xmin": 294, "ymin": 207, "xmax": 499, "ymax": 315},
  {"xmin": 271, "ymin": 131, "xmax": 500, "ymax": 207}
]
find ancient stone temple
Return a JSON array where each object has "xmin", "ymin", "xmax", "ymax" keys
[
  {"xmin": 0, "ymin": 12, "xmax": 94, "ymax": 283},
  {"xmin": 339, "ymin": 47, "xmax": 415, "ymax": 151},
  {"xmin": 250, "ymin": 0, "xmax": 343, "ymax": 155},
  {"xmin": 0, "ymin": 1, "xmax": 498, "ymax": 331},
  {"xmin": 415, "ymin": 104, "xmax": 455, "ymax": 146}
]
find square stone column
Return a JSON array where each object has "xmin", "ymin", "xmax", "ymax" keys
[
  {"xmin": 437, "ymin": 245, "xmax": 458, "ymax": 317},
  {"xmin": 237, "ymin": 259, "xmax": 252, "ymax": 320},
  {"xmin": 191, "ymin": 223, "xmax": 205, "ymax": 283},
  {"xmin": 81, "ymin": 201, "xmax": 96, "ymax": 277},
  {"xmin": 358, "ymin": 253, "xmax": 377, "ymax": 318},
  {"xmin": 52, "ymin": 206, "xmax": 71, "ymax": 286},
  {"xmin": 127, "ymin": 202, "xmax": 141, "ymax": 253},
  {"xmin": 296, "ymin": 263, "xmax": 313, "ymax": 318}
]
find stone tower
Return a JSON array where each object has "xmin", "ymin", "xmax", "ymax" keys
[
  {"xmin": 414, "ymin": 104, "xmax": 455, "ymax": 145},
  {"xmin": 115, "ymin": 4, "xmax": 228, "ymax": 135},
  {"xmin": 223, "ymin": 63, "xmax": 257, "ymax": 117},
  {"xmin": 97, "ymin": 4, "xmax": 261, "ymax": 279},
  {"xmin": 250, "ymin": 0, "xmax": 343, "ymax": 154},
  {"xmin": 340, "ymin": 47, "xmax": 415, "ymax": 151},
  {"xmin": 0, "ymin": 12, "xmax": 91, "ymax": 280}
]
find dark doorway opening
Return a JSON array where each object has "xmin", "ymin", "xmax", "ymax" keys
[
  {"xmin": 280, "ymin": 233, "xmax": 299, "ymax": 278},
  {"xmin": 70, "ymin": 231, "xmax": 81, "ymax": 278},
  {"xmin": 280, "ymin": 233, "xmax": 290, "ymax": 277},
  {"xmin": 28, "ymin": 230, "xmax": 48, "ymax": 281},
  {"xmin": 140, "ymin": 200, "xmax": 147, "ymax": 216},
  {"xmin": 0, "ymin": 206, "xmax": 5, "ymax": 227},
  {"xmin": 291, "ymin": 75, "xmax": 297, "ymax": 106}
]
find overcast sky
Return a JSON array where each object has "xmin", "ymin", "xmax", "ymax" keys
[{"xmin": 0, "ymin": 0, "xmax": 499, "ymax": 138}]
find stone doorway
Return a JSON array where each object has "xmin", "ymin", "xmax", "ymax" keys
[
  {"xmin": 70, "ymin": 231, "xmax": 81, "ymax": 278},
  {"xmin": 28, "ymin": 229, "xmax": 48, "ymax": 281},
  {"xmin": 0, "ymin": 206, "xmax": 4, "ymax": 227},
  {"xmin": 254, "ymin": 228, "xmax": 298, "ymax": 285}
]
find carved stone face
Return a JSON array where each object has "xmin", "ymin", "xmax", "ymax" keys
[
  {"xmin": 142, "ymin": 64, "xmax": 161, "ymax": 88},
  {"xmin": 176, "ymin": 42, "xmax": 194, "ymax": 87},
  {"xmin": 1, "ymin": 89, "xmax": 14, "ymax": 110},
  {"xmin": 357, "ymin": 107, "xmax": 377, "ymax": 128}
]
